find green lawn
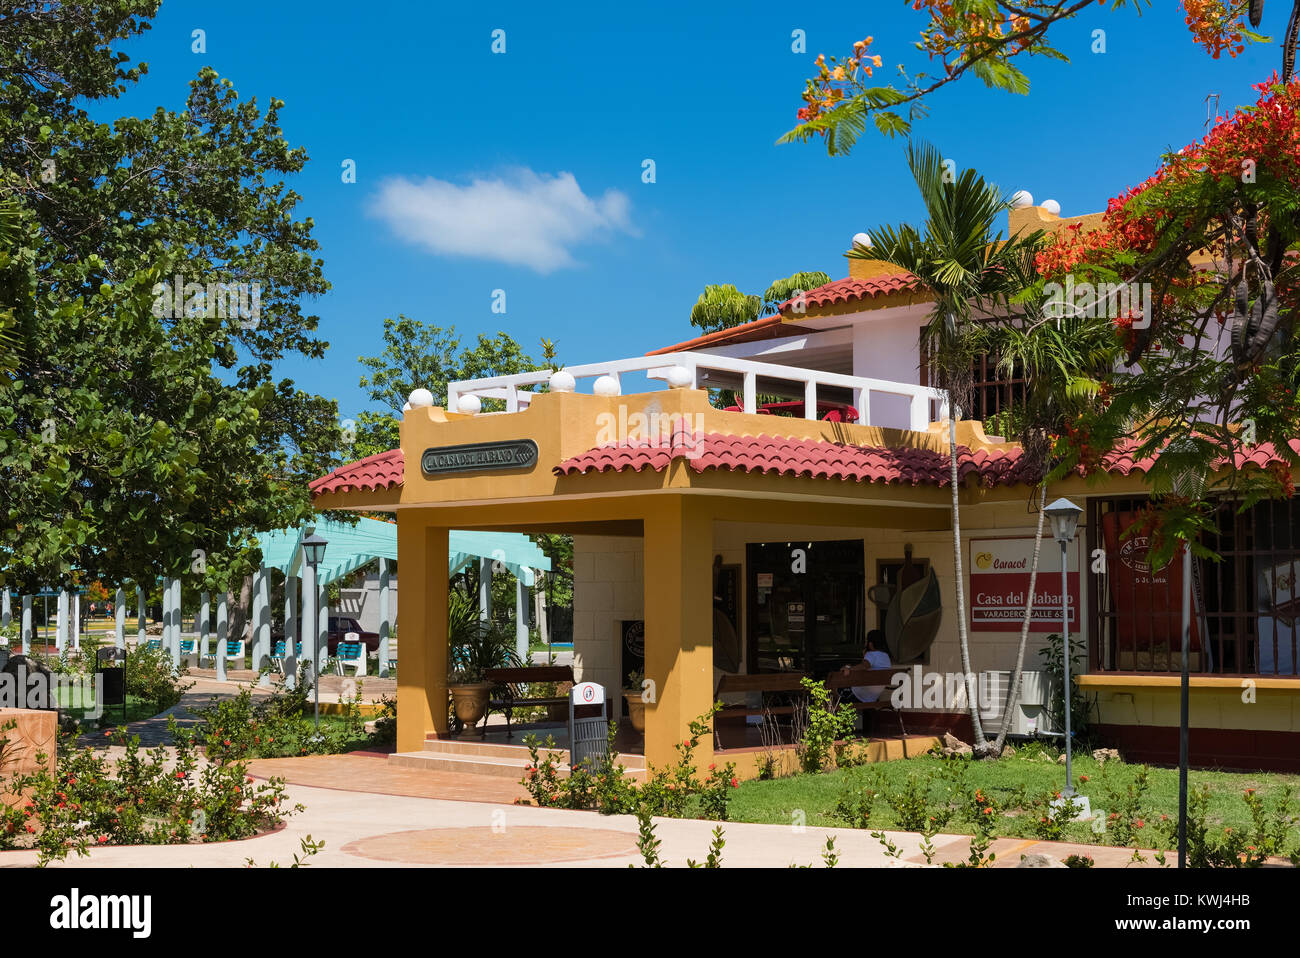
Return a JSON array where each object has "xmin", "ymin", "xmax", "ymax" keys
[
  {"xmin": 729, "ymin": 746, "xmax": 1300, "ymax": 851},
  {"xmin": 54, "ymin": 690, "xmax": 160, "ymax": 726}
]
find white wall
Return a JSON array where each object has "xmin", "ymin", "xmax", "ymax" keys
[
  {"xmin": 571, "ymin": 535, "xmax": 644, "ymax": 692},
  {"xmin": 336, "ymin": 571, "xmax": 398, "ymax": 634},
  {"xmin": 851, "ymin": 308, "xmax": 926, "ymax": 425}
]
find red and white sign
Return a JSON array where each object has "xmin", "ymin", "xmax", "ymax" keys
[
  {"xmin": 970, "ymin": 536, "xmax": 1081, "ymax": 633},
  {"xmin": 571, "ymin": 681, "xmax": 605, "ymax": 705}
]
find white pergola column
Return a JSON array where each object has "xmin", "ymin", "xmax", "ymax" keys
[
  {"xmin": 160, "ymin": 579, "xmax": 171, "ymax": 653},
  {"xmin": 479, "ymin": 556, "xmax": 492, "ymax": 622},
  {"xmin": 301, "ymin": 560, "xmax": 317, "ymax": 683},
  {"xmin": 136, "ymin": 585, "xmax": 146, "ymax": 645},
  {"xmin": 2, "ymin": 587, "xmax": 10, "ymax": 633},
  {"xmin": 253, "ymin": 565, "xmax": 270, "ymax": 686},
  {"xmin": 216, "ymin": 592, "xmax": 229, "ymax": 682},
  {"xmin": 284, "ymin": 574, "xmax": 298, "ymax": 688},
  {"xmin": 515, "ymin": 573, "xmax": 529, "ymax": 663},
  {"xmin": 199, "ymin": 590, "xmax": 210, "ymax": 666},
  {"xmin": 535, "ymin": 574, "xmax": 549, "ymax": 646},
  {"xmin": 114, "ymin": 588, "xmax": 126, "ymax": 649},
  {"xmin": 170, "ymin": 577, "xmax": 182, "ymax": 669},
  {"xmin": 21, "ymin": 595, "xmax": 32, "ymax": 654},
  {"xmin": 72, "ymin": 592, "xmax": 80, "ymax": 651},
  {"xmin": 317, "ymin": 584, "xmax": 329, "ymax": 675},
  {"xmin": 378, "ymin": 558, "xmax": 391, "ymax": 678},
  {"xmin": 56, "ymin": 589, "xmax": 67, "ymax": 653}
]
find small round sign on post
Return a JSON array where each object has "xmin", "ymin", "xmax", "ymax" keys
[{"xmin": 568, "ymin": 681, "xmax": 609, "ymax": 770}]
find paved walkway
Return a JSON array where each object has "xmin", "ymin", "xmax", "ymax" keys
[{"xmin": 0, "ymin": 751, "xmax": 1211, "ymax": 868}]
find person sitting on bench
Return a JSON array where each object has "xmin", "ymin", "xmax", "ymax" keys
[{"xmin": 843, "ymin": 630, "xmax": 892, "ymax": 703}]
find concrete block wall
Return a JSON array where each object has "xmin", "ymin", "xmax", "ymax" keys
[{"xmin": 572, "ymin": 535, "xmax": 644, "ymax": 693}]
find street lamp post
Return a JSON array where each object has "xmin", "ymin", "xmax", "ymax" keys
[
  {"xmin": 301, "ymin": 531, "xmax": 328, "ymax": 733},
  {"xmin": 1043, "ymin": 498, "xmax": 1083, "ymax": 797},
  {"xmin": 1168, "ymin": 446, "xmax": 1207, "ymax": 870}
]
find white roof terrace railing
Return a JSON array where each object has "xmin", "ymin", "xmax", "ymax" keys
[{"xmin": 445, "ymin": 352, "xmax": 950, "ymax": 432}]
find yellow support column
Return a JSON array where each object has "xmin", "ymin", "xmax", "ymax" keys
[
  {"xmin": 641, "ymin": 496, "xmax": 715, "ymax": 772},
  {"xmin": 397, "ymin": 515, "xmax": 449, "ymax": 752}
]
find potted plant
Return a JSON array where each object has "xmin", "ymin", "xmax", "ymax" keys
[
  {"xmin": 447, "ymin": 591, "xmax": 520, "ymax": 737},
  {"xmin": 622, "ymin": 668, "xmax": 647, "ymax": 734}
]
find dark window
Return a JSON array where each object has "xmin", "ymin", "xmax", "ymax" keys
[
  {"xmin": 1088, "ymin": 495, "xmax": 1300, "ymax": 676},
  {"xmin": 746, "ymin": 540, "xmax": 864, "ymax": 677}
]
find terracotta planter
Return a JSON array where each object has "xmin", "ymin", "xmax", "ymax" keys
[
  {"xmin": 450, "ymin": 682, "xmax": 492, "ymax": 737},
  {"xmin": 623, "ymin": 692, "xmax": 646, "ymax": 734}
]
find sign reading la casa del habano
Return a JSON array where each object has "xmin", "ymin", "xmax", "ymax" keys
[
  {"xmin": 969, "ymin": 535, "xmax": 1081, "ymax": 632},
  {"xmin": 420, "ymin": 439, "xmax": 539, "ymax": 476}
]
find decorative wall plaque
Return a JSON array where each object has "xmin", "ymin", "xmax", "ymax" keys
[{"xmin": 420, "ymin": 439, "xmax": 538, "ymax": 476}]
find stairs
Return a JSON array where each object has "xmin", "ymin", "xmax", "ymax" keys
[{"xmin": 388, "ymin": 735, "xmax": 647, "ymax": 783}]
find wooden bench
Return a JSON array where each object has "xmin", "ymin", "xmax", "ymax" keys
[
  {"xmin": 827, "ymin": 668, "xmax": 907, "ymax": 738},
  {"xmin": 713, "ymin": 669, "xmax": 906, "ymax": 744},
  {"xmin": 484, "ymin": 666, "xmax": 576, "ymax": 738}
]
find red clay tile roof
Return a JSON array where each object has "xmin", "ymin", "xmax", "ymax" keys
[
  {"xmin": 310, "ymin": 448, "xmax": 404, "ymax": 497},
  {"xmin": 1099, "ymin": 438, "xmax": 1300, "ymax": 476},
  {"xmin": 646, "ymin": 272, "xmax": 925, "ymax": 356},
  {"xmin": 645, "ymin": 314, "xmax": 793, "ymax": 356},
  {"xmin": 775, "ymin": 273, "xmax": 923, "ymax": 314},
  {"xmin": 556, "ymin": 434, "xmax": 1300, "ymax": 488},
  {"xmin": 312, "ymin": 438, "xmax": 1300, "ymax": 499},
  {"xmin": 554, "ymin": 432, "xmax": 1033, "ymax": 487}
]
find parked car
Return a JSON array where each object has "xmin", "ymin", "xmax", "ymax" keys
[{"xmin": 272, "ymin": 616, "xmax": 380, "ymax": 656}]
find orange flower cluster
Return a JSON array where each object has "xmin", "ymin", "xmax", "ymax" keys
[
  {"xmin": 797, "ymin": 37, "xmax": 884, "ymax": 126},
  {"xmin": 1181, "ymin": 0, "xmax": 1249, "ymax": 59}
]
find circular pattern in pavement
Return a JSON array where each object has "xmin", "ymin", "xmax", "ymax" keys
[{"xmin": 341, "ymin": 826, "xmax": 637, "ymax": 865}]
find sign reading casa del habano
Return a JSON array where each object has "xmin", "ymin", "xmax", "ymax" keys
[{"xmin": 420, "ymin": 439, "xmax": 539, "ymax": 476}]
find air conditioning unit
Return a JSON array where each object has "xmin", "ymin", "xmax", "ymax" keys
[{"xmin": 980, "ymin": 669, "xmax": 1056, "ymax": 738}]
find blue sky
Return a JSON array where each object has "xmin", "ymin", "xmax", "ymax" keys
[{"xmin": 110, "ymin": 0, "xmax": 1285, "ymax": 422}]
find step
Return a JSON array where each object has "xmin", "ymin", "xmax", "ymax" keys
[
  {"xmin": 390, "ymin": 748, "xmax": 647, "ymax": 782},
  {"xmin": 422, "ymin": 736, "xmax": 646, "ymax": 770}
]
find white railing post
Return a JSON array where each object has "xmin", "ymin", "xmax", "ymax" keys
[
  {"xmin": 804, "ymin": 379, "xmax": 817, "ymax": 420},
  {"xmin": 852, "ymin": 387, "xmax": 865, "ymax": 425},
  {"xmin": 743, "ymin": 371, "xmax": 756, "ymax": 414}
]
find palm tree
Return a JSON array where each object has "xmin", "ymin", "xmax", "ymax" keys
[
  {"xmin": 860, "ymin": 141, "xmax": 1042, "ymax": 756},
  {"xmin": 689, "ymin": 284, "xmax": 762, "ymax": 333},
  {"xmin": 982, "ymin": 270, "xmax": 1117, "ymax": 753}
]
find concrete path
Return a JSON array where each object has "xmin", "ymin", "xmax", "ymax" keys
[{"xmin": 0, "ymin": 752, "xmax": 1175, "ymax": 868}]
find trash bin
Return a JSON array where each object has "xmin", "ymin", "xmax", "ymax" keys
[
  {"xmin": 568, "ymin": 681, "xmax": 609, "ymax": 771},
  {"xmin": 96, "ymin": 646, "xmax": 127, "ymax": 722}
]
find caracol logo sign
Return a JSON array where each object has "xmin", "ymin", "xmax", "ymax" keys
[{"xmin": 420, "ymin": 439, "xmax": 538, "ymax": 476}]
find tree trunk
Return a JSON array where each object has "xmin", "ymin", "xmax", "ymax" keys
[
  {"xmin": 950, "ymin": 413, "xmax": 987, "ymax": 750},
  {"xmin": 227, "ymin": 574, "xmax": 253, "ymax": 642},
  {"xmin": 990, "ymin": 481, "xmax": 1049, "ymax": 755}
]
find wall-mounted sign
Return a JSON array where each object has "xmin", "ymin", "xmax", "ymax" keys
[
  {"xmin": 970, "ymin": 536, "xmax": 1080, "ymax": 633},
  {"xmin": 420, "ymin": 439, "xmax": 538, "ymax": 476}
]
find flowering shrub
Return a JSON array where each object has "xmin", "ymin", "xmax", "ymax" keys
[
  {"xmin": 0, "ymin": 718, "xmax": 298, "ymax": 866},
  {"xmin": 194, "ymin": 676, "xmax": 371, "ymax": 761},
  {"xmin": 795, "ymin": 678, "xmax": 857, "ymax": 773},
  {"xmin": 1153, "ymin": 784, "xmax": 1300, "ymax": 867},
  {"xmin": 519, "ymin": 705, "xmax": 740, "ymax": 821},
  {"xmin": 125, "ymin": 642, "xmax": 192, "ymax": 711}
]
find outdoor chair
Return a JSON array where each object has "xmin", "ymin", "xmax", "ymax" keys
[
  {"xmin": 222, "ymin": 638, "xmax": 246, "ymax": 670},
  {"xmin": 271, "ymin": 639, "xmax": 303, "ymax": 673},
  {"xmin": 178, "ymin": 637, "xmax": 204, "ymax": 669},
  {"xmin": 335, "ymin": 634, "xmax": 366, "ymax": 677},
  {"xmin": 144, "ymin": 637, "xmax": 163, "ymax": 652}
]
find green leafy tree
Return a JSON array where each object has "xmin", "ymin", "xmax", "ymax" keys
[
  {"xmin": 0, "ymin": 2, "xmax": 340, "ymax": 597},
  {"xmin": 351, "ymin": 316, "xmax": 540, "ymax": 459},
  {"xmin": 689, "ymin": 284, "xmax": 761, "ymax": 333}
]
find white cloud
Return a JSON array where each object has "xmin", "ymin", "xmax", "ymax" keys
[{"xmin": 369, "ymin": 168, "xmax": 635, "ymax": 273}]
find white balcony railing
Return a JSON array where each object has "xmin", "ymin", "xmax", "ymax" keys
[{"xmin": 446, "ymin": 352, "xmax": 949, "ymax": 432}]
